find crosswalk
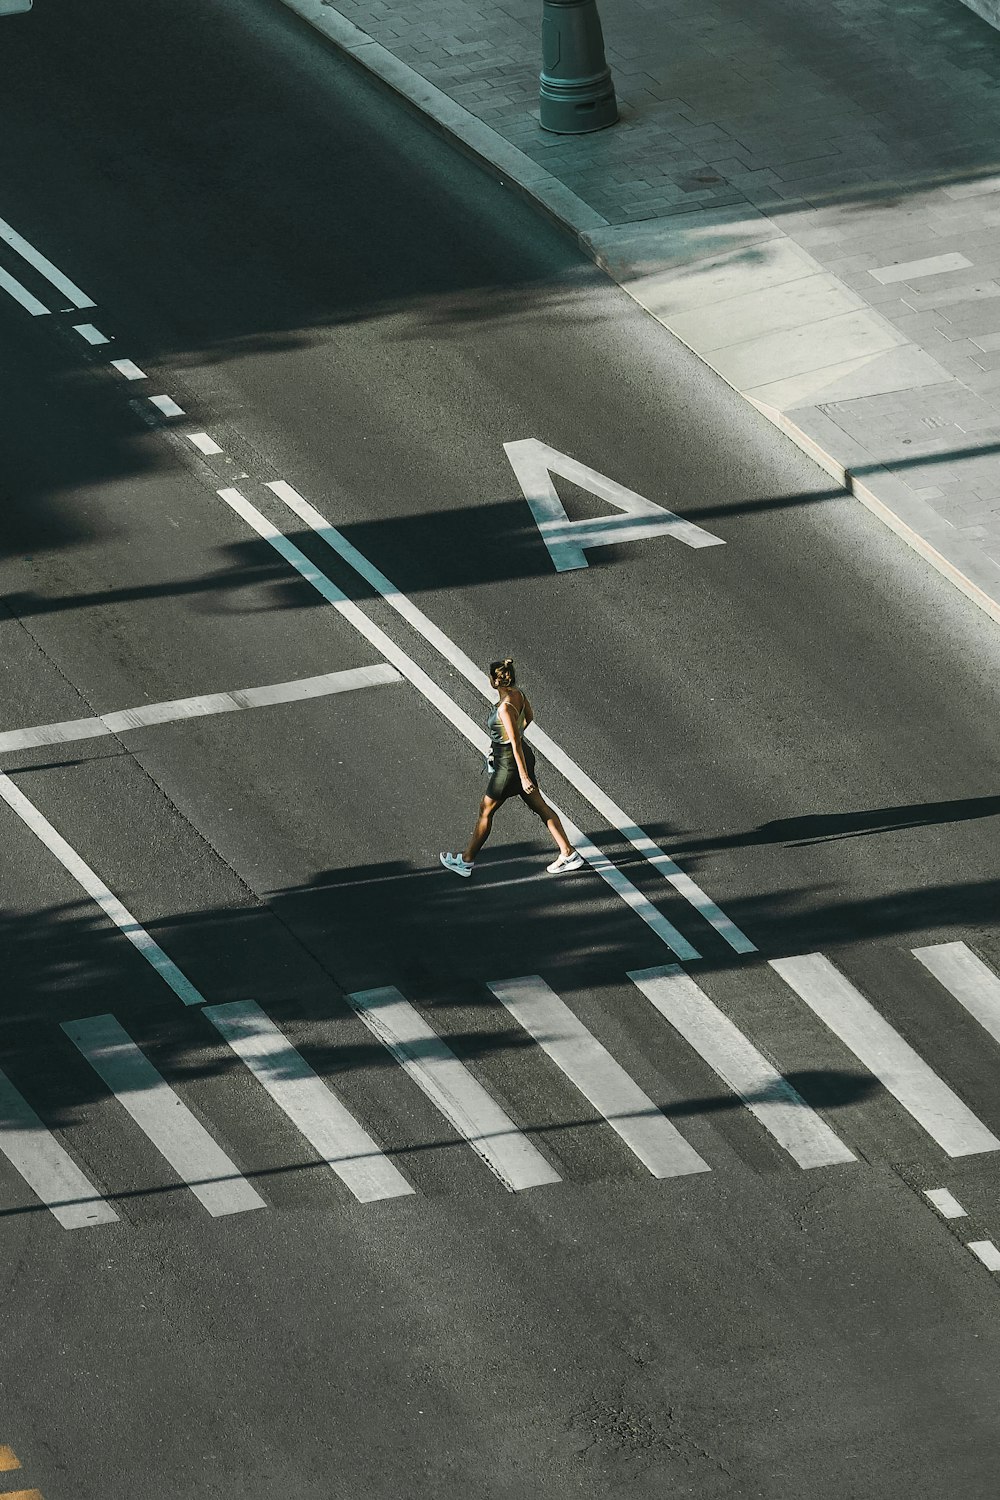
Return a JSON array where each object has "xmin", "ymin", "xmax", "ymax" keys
[{"xmin": 3, "ymin": 940, "xmax": 1000, "ymax": 1231}]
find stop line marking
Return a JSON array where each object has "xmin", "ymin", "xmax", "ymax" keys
[{"xmin": 0, "ymin": 664, "xmax": 402, "ymax": 754}]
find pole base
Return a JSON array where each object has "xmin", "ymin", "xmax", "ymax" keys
[{"xmin": 539, "ymin": 0, "xmax": 618, "ymax": 135}]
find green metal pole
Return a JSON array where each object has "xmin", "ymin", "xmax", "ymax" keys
[{"xmin": 539, "ymin": 0, "xmax": 618, "ymax": 135}]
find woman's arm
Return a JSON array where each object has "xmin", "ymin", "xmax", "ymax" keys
[{"xmin": 498, "ymin": 701, "xmax": 536, "ymax": 791}]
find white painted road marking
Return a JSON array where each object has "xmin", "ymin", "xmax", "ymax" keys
[
  {"xmin": 0, "ymin": 664, "xmax": 402, "ymax": 754},
  {"xmin": 265, "ymin": 480, "xmax": 753, "ymax": 955},
  {"xmin": 0, "ymin": 772, "xmax": 205, "ymax": 1006},
  {"xmin": 149, "ymin": 394, "xmax": 184, "ymax": 418},
  {"xmin": 912, "ymin": 942, "xmax": 1000, "ymax": 1048},
  {"xmin": 504, "ymin": 438, "xmax": 725, "ymax": 573},
  {"xmin": 0, "ymin": 214, "xmax": 95, "ymax": 307},
  {"xmin": 347, "ymin": 986, "xmax": 561, "ymax": 1192},
  {"xmin": 487, "ymin": 973, "xmax": 710, "ymax": 1179},
  {"xmin": 771, "ymin": 953, "xmax": 1000, "ymax": 1157},
  {"xmin": 0, "ymin": 1066, "xmax": 118, "ymax": 1229},
  {"xmin": 110, "ymin": 358, "xmax": 146, "ymax": 381},
  {"xmin": 628, "ymin": 964, "xmax": 855, "ymax": 1169},
  {"xmin": 220, "ymin": 486, "xmax": 700, "ymax": 961},
  {"xmin": 925, "ymin": 1188, "xmax": 966, "ymax": 1219},
  {"xmin": 188, "ymin": 432, "xmax": 222, "ymax": 455},
  {"xmin": 62, "ymin": 1014, "xmax": 265, "ymax": 1217},
  {"xmin": 73, "ymin": 323, "xmax": 110, "ymax": 345},
  {"xmin": 204, "ymin": 1000, "xmax": 413, "ymax": 1204},
  {"xmin": 968, "ymin": 1240, "xmax": 1000, "ymax": 1271},
  {"xmin": 0, "ymin": 265, "xmax": 49, "ymax": 316}
]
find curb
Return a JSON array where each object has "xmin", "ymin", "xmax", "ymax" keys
[{"xmin": 278, "ymin": 0, "xmax": 1000, "ymax": 630}]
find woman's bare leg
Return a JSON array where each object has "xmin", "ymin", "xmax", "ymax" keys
[
  {"xmin": 463, "ymin": 796, "xmax": 499, "ymax": 863},
  {"xmin": 523, "ymin": 789, "xmax": 574, "ymax": 857}
]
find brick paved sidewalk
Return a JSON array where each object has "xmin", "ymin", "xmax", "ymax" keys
[{"xmin": 289, "ymin": 0, "xmax": 1000, "ymax": 622}]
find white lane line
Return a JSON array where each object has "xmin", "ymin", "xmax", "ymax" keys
[
  {"xmin": 149, "ymin": 394, "xmax": 184, "ymax": 418},
  {"xmin": 74, "ymin": 323, "xmax": 110, "ymax": 345},
  {"xmin": 266, "ymin": 480, "xmax": 753, "ymax": 956},
  {"xmin": 925, "ymin": 1188, "xmax": 967, "ymax": 1219},
  {"xmin": 188, "ymin": 432, "xmax": 222, "ymax": 456},
  {"xmin": 0, "ymin": 265, "xmax": 49, "ymax": 316},
  {"xmin": 204, "ymin": 1000, "xmax": 413, "ymax": 1204},
  {"xmin": 771, "ymin": 953, "xmax": 1000, "ymax": 1158},
  {"xmin": 487, "ymin": 973, "xmax": 710, "ymax": 1179},
  {"xmin": 62, "ymin": 1014, "xmax": 265, "ymax": 1217},
  {"xmin": 627, "ymin": 964, "xmax": 855, "ymax": 1169},
  {"xmin": 110, "ymin": 358, "xmax": 146, "ymax": 381},
  {"xmin": 218, "ymin": 486, "xmax": 700, "ymax": 962},
  {"xmin": 0, "ymin": 772, "xmax": 205, "ymax": 1007},
  {"xmin": 0, "ymin": 1066, "xmax": 118, "ymax": 1229},
  {"xmin": 347, "ymin": 986, "xmax": 560, "ymax": 1192},
  {"xmin": 0, "ymin": 665, "xmax": 402, "ymax": 754},
  {"xmin": 912, "ymin": 942, "xmax": 1000, "ymax": 1048},
  {"xmin": 968, "ymin": 1240, "xmax": 1000, "ymax": 1271},
  {"xmin": 0, "ymin": 214, "xmax": 95, "ymax": 307}
]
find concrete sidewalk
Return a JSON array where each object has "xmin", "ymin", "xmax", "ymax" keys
[{"xmin": 283, "ymin": 0, "xmax": 1000, "ymax": 624}]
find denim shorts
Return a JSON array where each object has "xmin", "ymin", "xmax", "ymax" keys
[{"xmin": 485, "ymin": 744, "xmax": 536, "ymax": 803}]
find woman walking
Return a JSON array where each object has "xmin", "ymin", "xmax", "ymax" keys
[{"xmin": 440, "ymin": 659, "xmax": 584, "ymax": 878}]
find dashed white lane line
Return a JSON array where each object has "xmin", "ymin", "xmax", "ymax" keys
[
  {"xmin": 73, "ymin": 323, "xmax": 110, "ymax": 345},
  {"xmin": 967, "ymin": 1240, "xmax": 1000, "ymax": 1271},
  {"xmin": 0, "ymin": 213, "xmax": 95, "ymax": 308},
  {"xmin": 0, "ymin": 664, "xmax": 402, "ymax": 753},
  {"xmin": 110, "ymin": 358, "xmax": 146, "ymax": 381},
  {"xmin": 265, "ymin": 480, "xmax": 754, "ymax": 956},
  {"xmin": 204, "ymin": 1000, "xmax": 414, "ymax": 1204},
  {"xmin": 0, "ymin": 1065, "xmax": 118, "ymax": 1229},
  {"xmin": 188, "ymin": 432, "xmax": 222, "ymax": 455},
  {"xmin": 62, "ymin": 1014, "xmax": 265, "ymax": 1217},
  {"xmin": 149, "ymin": 394, "xmax": 184, "ymax": 418},
  {"xmin": 217, "ymin": 485, "xmax": 700, "ymax": 962},
  {"xmin": 348, "ymin": 985, "xmax": 561, "ymax": 1192},
  {"xmin": 0, "ymin": 265, "xmax": 49, "ymax": 316},
  {"xmin": 0, "ymin": 772, "xmax": 205, "ymax": 1007},
  {"xmin": 924, "ymin": 1188, "xmax": 967, "ymax": 1219},
  {"xmin": 488, "ymin": 973, "xmax": 710, "ymax": 1179}
]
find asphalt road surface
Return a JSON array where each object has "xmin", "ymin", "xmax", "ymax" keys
[{"xmin": 2, "ymin": 2, "xmax": 1000, "ymax": 1496}]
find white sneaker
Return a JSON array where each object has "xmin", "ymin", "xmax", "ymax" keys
[
  {"xmin": 440, "ymin": 852, "xmax": 473, "ymax": 878},
  {"xmin": 546, "ymin": 850, "xmax": 584, "ymax": 874}
]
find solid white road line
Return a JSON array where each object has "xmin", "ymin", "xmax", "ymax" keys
[
  {"xmin": 627, "ymin": 965, "xmax": 855, "ymax": 1169},
  {"xmin": 771, "ymin": 953, "xmax": 1000, "ymax": 1158},
  {"xmin": 968, "ymin": 1240, "xmax": 1000, "ymax": 1271},
  {"xmin": 924, "ymin": 1188, "xmax": 966, "ymax": 1219},
  {"xmin": 149, "ymin": 394, "xmax": 184, "ymax": 418},
  {"xmin": 0, "ymin": 265, "xmax": 49, "ymax": 316},
  {"xmin": 188, "ymin": 432, "xmax": 222, "ymax": 455},
  {"xmin": 0, "ymin": 772, "xmax": 205, "ymax": 1006},
  {"xmin": 73, "ymin": 323, "xmax": 109, "ymax": 345},
  {"xmin": 347, "ymin": 986, "xmax": 561, "ymax": 1192},
  {"xmin": 265, "ymin": 480, "xmax": 754, "ymax": 956},
  {"xmin": 218, "ymin": 486, "xmax": 700, "ymax": 962},
  {"xmin": 62, "ymin": 1014, "xmax": 265, "ymax": 1217},
  {"xmin": 204, "ymin": 1000, "xmax": 413, "ymax": 1203},
  {"xmin": 0, "ymin": 665, "xmax": 403, "ymax": 754},
  {"xmin": 110, "ymin": 359, "xmax": 146, "ymax": 381},
  {"xmin": 912, "ymin": 942, "xmax": 1000, "ymax": 1048},
  {"xmin": 0, "ymin": 1066, "xmax": 118, "ymax": 1229},
  {"xmin": 487, "ymin": 974, "xmax": 710, "ymax": 1179},
  {"xmin": 0, "ymin": 214, "xmax": 95, "ymax": 307}
]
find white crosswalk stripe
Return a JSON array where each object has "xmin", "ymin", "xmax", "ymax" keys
[
  {"xmin": 627, "ymin": 965, "xmax": 855, "ymax": 1169},
  {"xmin": 0, "ymin": 1066, "xmax": 118, "ymax": 1229},
  {"xmin": 912, "ymin": 941, "xmax": 1000, "ymax": 1048},
  {"xmin": 347, "ymin": 986, "xmax": 561, "ymax": 1192},
  {"xmin": 62, "ymin": 1015, "xmax": 266, "ymax": 1217},
  {"xmin": 204, "ymin": 1000, "xmax": 413, "ymax": 1204},
  {"xmin": 487, "ymin": 974, "xmax": 710, "ymax": 1180},
  {"xmin": 771, "ymin": 954, "xmax": 1000, "ymax": 1158}
]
